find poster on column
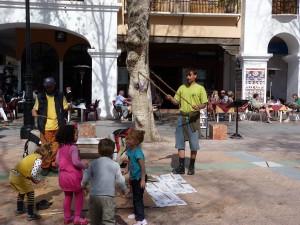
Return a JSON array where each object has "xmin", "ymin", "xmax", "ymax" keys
[{"xmin": 245, "ymin": 68, "xmax": 266, "ymax": 102}]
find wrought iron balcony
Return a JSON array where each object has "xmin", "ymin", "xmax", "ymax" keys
[
  {"xmin": 272, "ymin": 0, "xmax": 298, "ymax": 14},
  {"xmin": 149, "ymin": 0, "xmax": 241, "ymax": 14}
]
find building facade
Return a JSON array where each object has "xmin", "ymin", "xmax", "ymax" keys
[
  {"xmin": 0, "ymin": 0, "xmax": 121, "ymax": 118},
  {"xmin": 117, "ymin": 0, "xmax": 242, "ymax": 108},
  {"xmin": 1, "ymin": 0, "xmax": 298, "ymax": 118},
  {"xmin": 240, "ymin": 0, "xmax": 299, "ymax": 102}
]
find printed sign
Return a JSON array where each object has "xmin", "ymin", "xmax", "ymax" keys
[{"xmin": 245, "ymin": 68, "xmax": 266, "ymax": 102}]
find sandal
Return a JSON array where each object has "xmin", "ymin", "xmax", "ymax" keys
[
  {"xmin": 64, "ymin": 216, "xmax": 74, "ymax": 224},
  {"xmin": 73, "ymin": 217, "xmax": 89, "ymax": 225}
]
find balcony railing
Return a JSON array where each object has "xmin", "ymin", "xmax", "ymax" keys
[
  {"xmin": 149, "ymin": 0, "xmax": 241, "ymax": 14},
  {"xmin": 272, "ymin": 0, "xmax": 298, "ymax": 14}
]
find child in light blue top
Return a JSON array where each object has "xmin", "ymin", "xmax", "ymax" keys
[{"xmin": 123, "ymin": 129, "xmax": 147, "ymax": 225}]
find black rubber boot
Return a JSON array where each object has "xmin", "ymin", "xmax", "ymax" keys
[
  {"xmin": 16, "ymin": 201, "xmax": 26, "ymax": 216},
  {"xmin": 187, "ymin": 166, "xmax": 195, "ymax": 175},
  {"xmin": 27, "ymin": 205, "xmax": 41, "ymax": 221},
  {"xmin": 172, "ymin": 166, "xmax": 185, "ymax": 174},
  {"xmin": 187, "ymin": 159, "xmax": 195, "ymax": 175},
  {"xmin": 172, "ymin": 158, "xmax": 185, "ymax": 174}
]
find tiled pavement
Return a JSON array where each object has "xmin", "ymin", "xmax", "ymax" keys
[{"xmin": 0, "ymin": 114, "xmax": 300, "ymax": 225}]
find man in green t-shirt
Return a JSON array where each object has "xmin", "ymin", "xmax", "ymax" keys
[
  {"xmin": 166, "ymin": 68, "xmax": 208, "ymax": 175},
  {"xmin": 284, "ymin": 93, "xmax": 300, "ymax": 122}
]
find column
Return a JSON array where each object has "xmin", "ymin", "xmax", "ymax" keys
[
  {"xmin": 239, "ymin": 54, "xmax": 272, "ymax": 103},
  {"xmin": 88, "ymin": 49, "xmax": 121, "ymax": 119},
  {"xmin": 283, "ymin": 54, "xmax": 300, "ymax": 100}
]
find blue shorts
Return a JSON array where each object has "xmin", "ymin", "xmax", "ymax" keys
[{"xmin": 175, "ymin": 116, "xmax": 200, "ymax": 151}]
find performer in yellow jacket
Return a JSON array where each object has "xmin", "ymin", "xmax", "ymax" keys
[{"xmin": 9, "ymin": 144, "xmax": 52, "ymax": 221}]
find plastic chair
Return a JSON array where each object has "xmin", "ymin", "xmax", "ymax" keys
[
  {"xmin": 236, "ymin": 101, "xmax": 250, "ymax": 121},
  {"xmin": 112, "ymin": 100, "xmax": 122, "ymax": 119},
  {"xmin": 248, "ymin": 103, "xmax": 264, "ymax": 122},
  {"xmin": 4, "ymin": 98, "xmax": 18, "ymax": 121},
  {"xmin": 84, "ymin": 99, "xmax": 100, "ymax": 121},
  {"xmin": 153, "ymin": 99, "xmax": 163, "ymax": 121}
]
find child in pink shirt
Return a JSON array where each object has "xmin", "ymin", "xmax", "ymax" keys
[{"xmin": 56, "ymin": 124, "xmax": 89, "ymax": 225}]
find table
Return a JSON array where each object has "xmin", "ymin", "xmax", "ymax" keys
[
  {"xmin": 269, "ymin": 104, "xmax": 287, "ymax": 123},
  {"xmin": 71, "ymin": 103, "xmax": 86, "ymax": 122},
  {"xmin": 214, "ymin": 104, "xmax": 235, "ymax": 123}
]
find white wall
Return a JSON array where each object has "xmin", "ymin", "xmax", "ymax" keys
[
  {"xmin": 0, "ymin": 0, "xmax": 122, "ymax": 118},
  {"xmin": 240, "ymin": 0, "xmax": 300, "ymax": 101}
]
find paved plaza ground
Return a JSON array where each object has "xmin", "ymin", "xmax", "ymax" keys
[{"xmin": 0, "ymin": 114, "xmax": 300, "ymax": 225}]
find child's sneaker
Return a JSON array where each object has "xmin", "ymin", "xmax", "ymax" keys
[
  {"xmin": 15, "ymin": 210, "xmax": 26, "ymax": 216},
  {"xmin": 73, "ymin": 217, "xmax": 89, "ymax": 225},
  {"xmin": 133, "ymin": 219, "xmax": 147, "ymax": 225},
  {"xmin": 64, "ymin": 216, "xmax": 74, "ymax": 224},
  {"xmin": 127, "ymin": 214, "xmax": 136, "ymax": 219},
  {"xmin": 27, "ymin": 214, "xmax": 41, "ymax": 221}
]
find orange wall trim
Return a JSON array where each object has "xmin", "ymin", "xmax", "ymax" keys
[{"xmin": 15, "ymin": 29, "xmax": 89, "ymax": 60}]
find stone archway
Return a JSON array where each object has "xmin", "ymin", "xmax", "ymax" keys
[
  {"xmin": 267, "ymin": 36, "xmax": 288, "ymax": 101},
  {"xmin": 63, "ymin": 44, "xmax": 92, "ymax": 104},
  {"xmin": 267, "ymin": 33, "xmax": 300, "ymax": 101},
  {"xmin": 21, "ymin": 42, "xmax": 59, "ymax": 91}
]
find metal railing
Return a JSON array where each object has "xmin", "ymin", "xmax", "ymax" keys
[
  {"xmin": 272, "ymin": 0, "xmax": 298, "ymax": 14},
  {"xmin": 149, "ymin": 0, "xmax": 241, "ymax": 14}
]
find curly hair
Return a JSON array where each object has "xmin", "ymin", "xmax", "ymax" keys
[
  {"xmin": 98, "ymin": 138, "xmax": 115, "ymax": 157},
  {"xmin": 127, "ymin": 129, "xmax": 145, "ymax": 145},
  {"xmin": 35, "ymin": 143, "xmax": 52, "ymax": 161},
  {"xmin": 56, "ymin": 125, "xmax": 77, "ymax": 145}
]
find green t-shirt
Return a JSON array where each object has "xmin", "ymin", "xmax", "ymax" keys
[
  {"xmin": 174, "ymin": 83, "xmax": 208, "ymax": 113},
  {"xmin": 295, "ymin": 98, "xmax": 300, "ymax": 105}
]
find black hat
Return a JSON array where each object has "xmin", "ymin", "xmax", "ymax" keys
[{"xmin": 43, "ymin": 77, "xmax": 56, "ymax": 87}]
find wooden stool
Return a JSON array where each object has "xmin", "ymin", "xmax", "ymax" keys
[{"xmin": 209, "ymin": 123, "xmax": 227, "ymax": 140}]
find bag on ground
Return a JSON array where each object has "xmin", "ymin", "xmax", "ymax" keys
[{"xmin": 23, "ymin": 130, "xmax": 41, "ymax": 157}]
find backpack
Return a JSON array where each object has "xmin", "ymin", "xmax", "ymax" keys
[
  {"xmin": 23, "ymin": 130, "xmax": 41, "ymax": 158},
  {"xmin": 112, "ymin": 128, "xmax": 133, "ymax": 152}
]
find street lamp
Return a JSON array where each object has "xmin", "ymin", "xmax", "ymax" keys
[
  {"xmin": 267, "ymin": 68, "xmax": 281, "ymax": 101},
  {"xmin": 20, "ymin": 0, "xmax": 35, "ymax": 139}
]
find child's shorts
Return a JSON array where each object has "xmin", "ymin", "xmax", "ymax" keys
[
  {"xmin": 175, "ymin": 116, "xmax": 200, "ymax": 151},
  {"xmin": 9, "ymin": 171, "xmax": 33, "ymax": 194}
]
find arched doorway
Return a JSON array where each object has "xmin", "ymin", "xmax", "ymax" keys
[
  {"xmin": 21, "ymin": 42, "xmax": 59, "ymax": 91},
  {"xmin": 63, "ymin": 44, "xmax": 92, "ymax": 104},
  {"xmin": 267, "ymin": 36, "xmax": 288, "ymax": 101},
  {"xmin": 267, "ymin": 33, "xmax": 299, "ymax": 101}
]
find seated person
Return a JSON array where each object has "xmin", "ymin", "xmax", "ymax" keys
[
  {"xmin": 152, "ymin": 92, "xmax": 162, "ymax": 107},
  {"xmin": 65, "ymin": 86, "xmax": 73, "ymax": 103},
  {"xmin": 0, "ymin": 89, "xmax": 9, "ymax": 125},
  {"xmin": 227, "ymin": 91, "xmax": 234, "ymax": 104},
  {"xmin": 218, "ymin": 90, "xmax": 229, "ymax": 104},
  {"xmin": 115, "ymin": 90, "xmax": 131, "ymax": 118},
  {"xmin": 284, "ymin": 93, "xmax": 300, "ymax": 122},
  {"xmin": 251, "ymin": 93, "xmax": 272, "ymax": 123},
  {"xmin": 210, "ymin": 90, "xmax": 219, "ymax": 103},
  {"xmin": 217, "ymin": 90, "xmax": 228, "ymax": 119}
]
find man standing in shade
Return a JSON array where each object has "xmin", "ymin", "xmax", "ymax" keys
[
  {"xmin": 32, "ymin": 77, "xmax": 71, "ymax": 176},
  {"xmin": 166, "ymin": 68, "xmax": 207, "ymax": 175}
]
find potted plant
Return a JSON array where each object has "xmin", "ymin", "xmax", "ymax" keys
[{"xmin": 218, "ymin": 0, "xmax": 238, "ymax": 13}]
